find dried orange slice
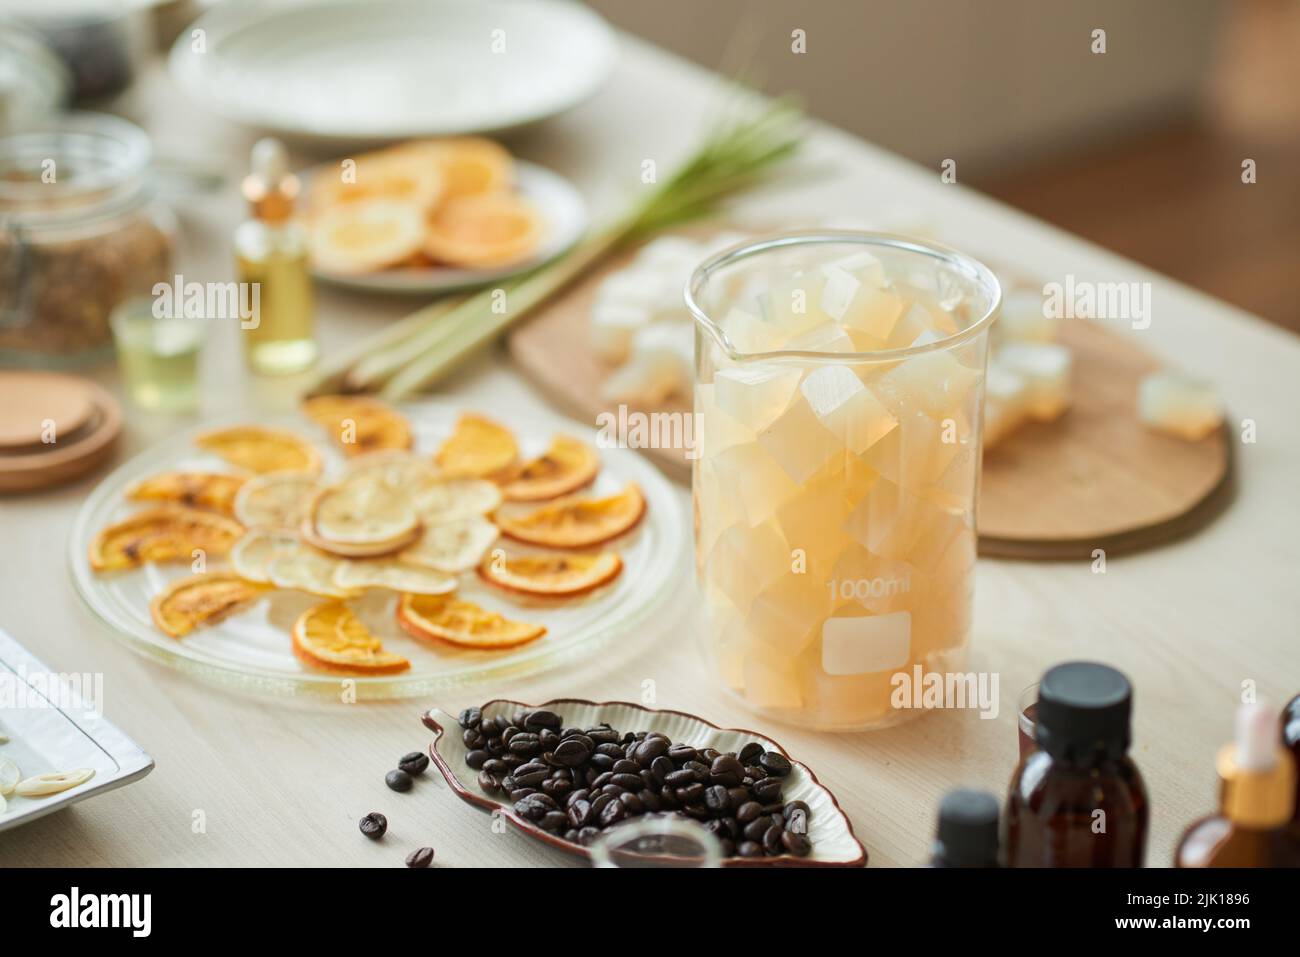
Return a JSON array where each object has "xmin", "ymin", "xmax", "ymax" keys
[
  {"xmin": 128, "ymin": 471, "xmax": 246, "ymax": 514},
  {"xmin": 310, "ymin": 149, "xmax": 444, "ymax": 213},
  {"xmin": 434, "ymin": 413, "xmax": 518, "ymax": 480},
  {"xmin": 195, "ymin": 426, "xmax": 322, "ymax": 476},
  {"xmin": 302, "ymin": 395, "xmax": 413, "ymax": 458},
  {"xmin": 502, "ymin": 435, "xmax": 600, "ymax": 501},
  {"xmin": 398, "ymin": 137, "xmax": 513, "ymax": 200},
  {"xmin": 478, "ymin": 551, "xmax": 622, "ymax": 599},
  {"xmin": 396, "ymin": 593, "xmax": 545, "ymax": 650},
  {"xmin": 292, "ymin": 602, "xmax": 410, "ymax": 675},
  {"xmin": 400, "ymin": 514, "xmax": 499, "ymax": 573},
  {"xmin": 233, "ymin": 472, "xmax": 319, "ymax": 530},
  {"xmin": 306, "ymin": 476, "xmax": 422, "ymax": 557},
  {"xmin": 423, "ymin": 193, "xmax": 543, "ymax": 268},
  {"xmin": 89, "ymin": 506, "xmax": 245, "ymax": 572},
  {"xmin": 149, "ymin": 572, "xmax": 271, "ymax": 638},
  {"xmin": 311, "ymin": 199, "xmax": 428, "ymax": 275},
  {"xmin": 494, "ymin": 483, "xmax": 646, "ymax": 549}
]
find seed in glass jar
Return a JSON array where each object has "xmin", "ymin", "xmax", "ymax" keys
[
  {"xmin": 359, "ymin": 812, "xmax": 387, "ymax": 839},
  {"xmin": 406, "ymin": 846, "xmax": 435, "ymax": 868},
  {"xmin": 385, "ymin": 769, "xmax": 413, "ymax": 792},
  {"xmin": 758, "ymin": 752, "xmax": 792, "ymax": 777}
]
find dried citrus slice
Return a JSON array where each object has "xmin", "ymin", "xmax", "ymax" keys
[
  {"xmin": 343, "ymin": 450, "xmax": 440, "ymax": 489},
  {"xmin": 233, "ymin": 472, "xmax": 319, "ymax": 530},
  {"xmin": 268, "ymin": 546, "xmax": 359, "ymax": 599},
  {"xmin": 307, "ymin": 477, "xmax": 421, "ymax": 556},
  {"xmin": 478, "ymin": 551, "xmax": 622, "ymax": 599},
  {"xmin": 434, "ymin": 413, "xmax": 518, "ymax": 480},
  {"xmin": 400, "ymin": 514, "xmax": 499, "ymax": 573},
  {"xmin": 396, "ymin": 593, "xmax": 545, "ymax": 650},
  {"xmin": 127, "ymin": 471, "xmax": 246, "ymax": 514},
  {"xmin": 229, "ymin": 528, "xmax": 303, "ymax": 584},
  {"xmin": 195, "ymin": 426, "xmax": 322, "ymax": 476},
  {"xmin": 423, "ymin": 193, "xmax": 543, "ymax": 268},
  {"xmin": 302, "ymin": 395, "xmax": 413, "ymax": 458},
  {"xmin": 494, "ymin": 483, "xmax": 646, "ymax": 549},
  {"xmin": 397, "ymin": 137, "xmax": 513, "ymax": 199},
  {"xmin": 310, "ymin": 148, "xmax": 444, "ymax": 213},
  {"xmin": 311, "ymin": 199, "xmax": 427, "ymax": 275},
  {"xmin": 149, "ymin": 572, "xmax": 271, "ymax": 638},
  {"xmin": 413, "ymin": 478, "xmax": 503, "ymax": 522},
  {"xmin": 89, "ymin": 506, "xmax": 245, "ymax": 572},
  {"xmin": 332, "ymin": 558, "xmax": 456, "ymax": 596},
  {"xmin": 502, "ymin": 435, "xmax": 600, "ymax": 501},
  {"xmin": 292, "ymin": 602, "xmax": 410, "ymax": 675}
]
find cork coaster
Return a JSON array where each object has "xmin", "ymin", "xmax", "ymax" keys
[{"xmin": 0, "ymin": 371, "xmax": 122, "ymax": 493}]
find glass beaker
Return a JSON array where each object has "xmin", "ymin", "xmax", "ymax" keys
[{"xmin": 686, "ymin": 231, "xmax": 1000, "ymax": 731}]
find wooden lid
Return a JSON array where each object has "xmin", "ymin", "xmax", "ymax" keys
[{"xmin": 0, "ymin": 371, "xmax": 122, "ymax": 494}]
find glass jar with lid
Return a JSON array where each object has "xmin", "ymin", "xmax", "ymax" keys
[{"xmin": 0, "ymin": 111, "xmax": 175, "ymax": 367}]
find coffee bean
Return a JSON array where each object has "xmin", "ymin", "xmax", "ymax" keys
[
  {"xmin": 594, "ymin": 742, "xmax": 624, "ymax": 758},
  {"xmin": 762, "ymin": 824, "xmax": 783, "ymax": 854},
  {"xmin": 638, "ymin": 788, "xmax": 662, "ymax": 812},
  {"xmin": 406, "ymin": 846, "xmax": 435, "ymax": 868},
  {"xmin": 599, "ymin": 799, "xmax": 625, "ymax": 827},
  {"xmin": 709, "ymin": 754, "xmax": 744, "ymax": 788},
  {"xmin": 784, "ymin": 800, "xmax": 811, "ymax": 820},
  {"xmin": 738, "ymin": 841, "xmax": 763, "ymax": 858},
  {"xmin": 525, "ymin": 710, "xmax": 562, "ymax": 730},
  {"xmin": 509, "ymin": 788, "xmax": 535, "ymax": 802},
  {"xmin": 676, "ymin": 783, "xmax": 705, "ymax": 803},
  {"xmin": 465, "ymin": 749, "xmax": 489, "ymax": 771},
  {"xmin": 458, "ymin": 707, "xmax": 482, "ymax": 729},
  {"xmin": 738, "ymin": 742, "xmax": 765, "ymax": 764},
  {"xmin": 567, "ymin": 799, "xmax": 593, "ymax": 828},
  {"xmin": 752, "ymin": 778, "xmax": 783, "ymax": 802},
  {"xmin": 736, "ymin": 801, "xmax": 762, "ymax": 824},
  {"xmin": 611, "ymin": 773, "xmax": 644, "ymax": 791},
  {"xmin": 553, "ymin": 738, "xmax": 590, "ymax": 767},
  {"xmin": 743, "ymin": 816, "xmax": 772, "ymax": 842},
  {"xmin": 508, "ymin": 733, "xmax": 541, "ymax": 756},
  {"xmin": 540, "ymin": 811, "xmax": 567, "ymax": 832},
  {"xmin": 612, "ymin": 758, "xmax": 640, "ymax": 775},
  {"xmin": 667, "ymin": 744, "xmax": 697, "ymax": 763},
  {"xmin": 577, "ymin": 826, "xmax": 601, "ymax": 846},
  {"xmin": 665, "ymin": 769, "xmax": 697, "ymax": 787},
  {"xmin": 359, "ymin": 812, "xmax": 387, "ymax": 839},
  {"xmin": 786, "ymin": 808, "xmax": 809, "ymax": 835},
  {"xmin": 514, "ymin": 767, "xmax": 549, "ymax": 787},
  {"xmin": 704, "ymin": 784, "xmax": 731, "ymax": 812},
  {"xmin": 632, "ymin": 737, "xmax": 669, "ymax": 764},
  {"xmin": 700, "ymin": 748, "xmax": 721, "ymax": 763},
  {"xmin": 477, "ymin": 771, "xmax": 500, "ymax": 794},
  {"xmin": 542, "ymin": 777, "xmax": 572, "ymax": 799},
  {"xmin": 618, "ymin": 791, "xmax": 644, "ymax": 814},
  {"xmin": 589, "ymin": 753, "xmax": 614, "ymax": 771},
  {"xmin": 781, "ymin": 830, "xmax": 812, "ymax": 856},
  {"xmin": 650, "ymin": 755, "xmax": 674, "ymax": 783},
  {"xmin": 385, "ymin": 769, "xmax": 413, "ymax": 792},
  {"xmin": 566, "ymin": 788, "xmax": 590, "ymax": 807},
  {"xmin": 758, "ymin": 752, "xmax": 792, "ymax": 777}
]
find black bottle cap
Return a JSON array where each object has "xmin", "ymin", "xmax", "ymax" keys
[
  {"xmin": 932, "ymin": 788, "xmax": 1000, "ymax": 867},
  {"xmin": 1035, "ymin": 662, "xmax": 1132, "ymax": 761}
]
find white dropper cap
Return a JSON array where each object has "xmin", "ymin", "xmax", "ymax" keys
[
  {"xmin": 250, "ymin": 138, "xmax": 289, "ymax": 185},
  {"xmin": 1235, "ymin": 702, "xmax": 1278, "ymax": 771}
]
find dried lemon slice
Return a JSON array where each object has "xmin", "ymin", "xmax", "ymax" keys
[
  {"xmin": 478, "ymin": 551, "xmax": 622, "ymax": 599},
  {"xmin": 332, "ymin": 558, "xmax": 456, "ymax": 595},
  {"xmin": 434, "ymin": 413, "xmax": 518, "ymax": 480},
  {"xmin": 13, "ymin": 768, "xmax": 95, "ymax": 797},
  {"xmin": 309, "ymin": 148, "xmax": 444, "ymax": 213},
  {"xmin": 400, "ymin": 514, "xmax": 499, "ymax": 574},
  {"xmin": 292, "ymin": 602, "xmax": 410, "ymax": 675},
  {"xmin": 128, "ymin": 471, "xmax": 246, "ymax": 514},
  {"xmin": 89, "ymin": 506, "xmax": 245, "ymax": 572},
  {"xmin": 233, "ymin": 472, "xmax": 319, "ymax": 530},
  {"xmin": 195, "ymin": 426, "xmax": 322, "ymax": 476},
  {"xmin": 502, "ymin": 435, "xmax": 600, "ymax": 502},
  {"xmin": 494, "ymin": 483, "xmax": 646, "ymax": 549},
  {"xmin": 343, "ymin": 450, "xmax": 440, "ymax": 489},
  {"xmin": 311, "ymin": 199, "xmax": 427, "ymax": 275},
  {"xmin": 302, "ymin": 395, "xmax": 413, "ymax": 458},
  {"xmin": 149, "ymin": 572, "xmax": 271, "ymax": 638},
  {"xmin": 229, "ymin": 528, "xmax": 303, "ymax": 584},
  {"xmin": 413, "ymin": 478, "xmax": 502, "ymax": 522},
  {"xmin": 423, "ymin": 193, "xmax": 543, "ymax": 268},
  {"xmin": 307, "ymin": 477, "xmax": 421, "ymax": 556},
  {"xmin": 269, "ymin": 547, "xmax": 359, "ymax": 599},
  {"xmin": 396, "ymin": 593, "xmax": 545, "ymax": 650}
]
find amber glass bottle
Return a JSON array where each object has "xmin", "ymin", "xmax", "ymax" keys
[
  {"xmin": 931, "ymin": 789, "xmax": 1001, "ymax": 867},
  {"xmin": 1005, "ymin": 662, "xmax": 1148, "ymax": 867},
  {"xmin": 1176, "ymin": 702, "xmax": 1299, "ymax": 868}
]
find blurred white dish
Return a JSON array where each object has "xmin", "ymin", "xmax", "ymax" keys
[
  {"xmin": 169, "ymin": 0, "xmax": 618, "ymax": 143},
  {"xmin": 308, "ymin": 158, "xmax": 587, "ymax": 293}
]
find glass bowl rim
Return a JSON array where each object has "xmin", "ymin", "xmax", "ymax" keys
[{"xmin": 684, "ymin": 229, "xmax": 1002, "ymax": 364}]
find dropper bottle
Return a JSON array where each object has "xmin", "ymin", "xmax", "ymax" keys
[
  {"xmin": 1175, "ymin": 702, "xmax": 1300, "ymax": 867},
  {"xmin": 234, "ymin": 138, "xmax": 316, "ymax": 374},
  {"xmin": 931, "ymin": 789, "xmax": 1001, "ymax": 867}
]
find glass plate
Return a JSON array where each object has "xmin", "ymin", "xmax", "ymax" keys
[{"xmin": 68, "ymin": 401, "xmax": 687, "ymax": 700}]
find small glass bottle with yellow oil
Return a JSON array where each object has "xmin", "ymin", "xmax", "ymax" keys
[{"xmin": 234, "ymin": 138, "xmax": 316, "ymax": 374}]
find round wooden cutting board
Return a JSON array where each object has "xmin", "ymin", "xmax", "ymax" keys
[
  {"xmin": 507, "ymin": 245, "xmax": 1233, "ymax": 561},
  {"xmin": 0, "ymin": 371, "xmax": 123, "ymax": 494}
]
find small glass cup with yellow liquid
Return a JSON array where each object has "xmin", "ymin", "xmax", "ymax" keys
[{"xmin": 110, "ymin": 296, "xmax": 204, "ymax": 412}]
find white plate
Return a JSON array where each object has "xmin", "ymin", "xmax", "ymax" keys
[
  {"xmin": 69, "ymin": 402, "xmax": 688, "ymax": 700},
  {"xmin": 0, "ymin": 629, "xmax": 153, "ymax": 833},
  {"xmin": 309, "ymin": 159, "xmax": 588, "ymax": 294},
  {"xmin": 169, "ymin": 0, "xmax": 619, "ymax": 143},
  {"xmin": 424, "ymin": 698, "xmax": 869, "ymax": 867}
]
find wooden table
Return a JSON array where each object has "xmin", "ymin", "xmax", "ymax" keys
[{"xmin": 2, "ymin": 38, "xmax": 1299, "ymax": 868}]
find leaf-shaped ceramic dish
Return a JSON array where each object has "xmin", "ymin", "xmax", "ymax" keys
[{"xmin": 423, "ymin": 698, "xmax": 868, "ymax": 867}]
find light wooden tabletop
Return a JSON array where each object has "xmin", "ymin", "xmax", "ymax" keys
[{"xmin": 2, "ymin": 38, "xmax": 1298, "ymax": 868}]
